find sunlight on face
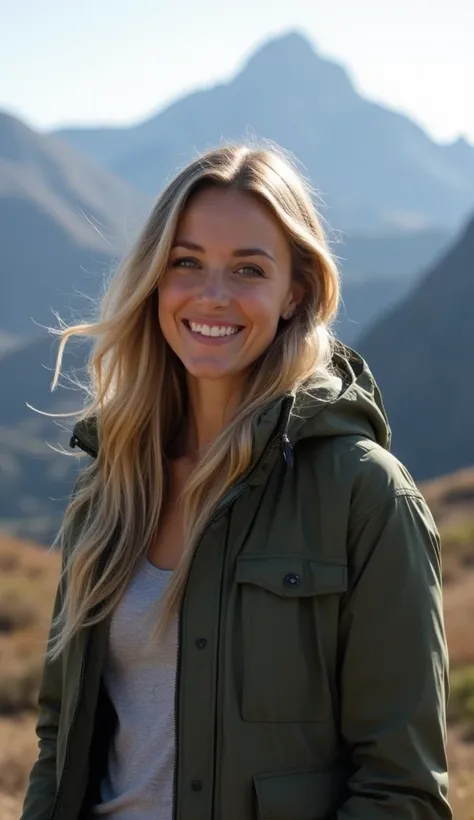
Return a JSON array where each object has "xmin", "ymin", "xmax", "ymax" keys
[{"xmin": 158, "ymin": 187, "xmax": 300, "ymax": 387}]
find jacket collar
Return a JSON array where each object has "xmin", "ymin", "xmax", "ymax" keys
[{"xmin": 70, "ymin": 394, "xmax": 295, "ymax": 482}]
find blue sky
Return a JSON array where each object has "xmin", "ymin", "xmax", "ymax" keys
[{"xmin": 1, "ymin": 0, "xmax": 471, "ymax": 143}]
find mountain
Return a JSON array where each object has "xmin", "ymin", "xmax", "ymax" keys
[
  {"xmin": 55, "ymin": 31, "xmax": 474, "ymax": 233},
  {"xmin": 0, "ymin": 111, "xmax": 150, "ymax": 337},
  {"xmin": 358, "ymin": 214, "xmax": 474, "ymax": 480}
]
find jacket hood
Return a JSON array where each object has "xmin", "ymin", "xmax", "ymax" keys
[
  {"xmin": 248, "ymin": 345, "xmax": 390, "ymax": 468},
  {"xmin": 71, "ymin": 347, "xmax": 390, "ymax": 462},
  {"xmin": 289, "ymin": 346, "xmax": 391, "ymax": 448}
]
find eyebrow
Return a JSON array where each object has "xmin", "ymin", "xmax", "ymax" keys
[{"xmin": 172, "ymin": 240, "xmax": 276, "ymax": 263}]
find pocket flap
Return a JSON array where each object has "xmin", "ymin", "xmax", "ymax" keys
[
  {"xmin": 254, "ymin": 767, "xmax": 345, "ymax": 820},
  {"xmin": 236, "ymin": 555, "xmax": 347, "ymax": 597}
]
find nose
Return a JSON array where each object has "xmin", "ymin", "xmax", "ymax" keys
[{"xmin": 197, "ymin": 268, "xmax": 230, "ymax": 308}]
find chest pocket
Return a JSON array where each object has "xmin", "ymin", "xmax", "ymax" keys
[{"xmin": 236, "ymin": 555, "xmax": 347, "ymax": 724}]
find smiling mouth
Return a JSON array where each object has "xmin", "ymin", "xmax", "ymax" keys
[{"xmin": 183, "ymin": 319, "xmax": 244, "ymax": 338}]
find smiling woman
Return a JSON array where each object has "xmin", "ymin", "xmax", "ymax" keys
[
  {"xmin": 21, "ymin": 144, "xmax": 451, "ymax": 820},
  {"xmin": 159, "ymin": 187, "xmax": 300, "ymax": 387}
]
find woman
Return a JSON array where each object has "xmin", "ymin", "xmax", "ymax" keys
[{"xmin": 22, "ymin": 144, "xmax": 451, "ymax": 820}]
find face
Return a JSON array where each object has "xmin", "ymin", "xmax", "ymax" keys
[{"xmin": 158, "ymin": 187, "xmax": 301, "ymax": 387}]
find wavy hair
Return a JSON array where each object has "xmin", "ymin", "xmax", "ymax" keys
[{"xmin": 47, "ymin": 143, "xmax": 340, "ymax": 659}]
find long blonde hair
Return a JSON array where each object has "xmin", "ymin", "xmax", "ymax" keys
[{"xmin": 48, "ymin": 143, "xmax": 340, "ymax": 659}]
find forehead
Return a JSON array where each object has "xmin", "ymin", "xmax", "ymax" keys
[{"xmin": 175, "ymin": 187, "xmax": 289, "ymax": 254}]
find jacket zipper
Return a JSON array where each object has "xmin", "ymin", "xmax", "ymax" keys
[{"xmin": 171, "ymin": 397, "xmax": 293, "ymax": 820}]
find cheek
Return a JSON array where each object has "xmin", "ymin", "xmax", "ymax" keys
[
  {"xmin": 159, "ymin": 277, "xmax": 186, "ymax": 308},
  {"xmin": 157, "ymin": 291, "xmax": 176, "ymax": 349},
  {"xmin": 240, "ymin": 288, "xmax": 284, "ymax": 331},
  {"xmin": 158, "ymin": 279, "xmax": 187, "ymax": 328}
]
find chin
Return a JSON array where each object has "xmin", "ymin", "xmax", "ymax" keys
[
  {"xmin": 183, "ymin": 356, "xmax": 241, "ymax": 381},
  {"xmin": 187, "ymin": 366, "xmax": 234, "ymax": 380}
]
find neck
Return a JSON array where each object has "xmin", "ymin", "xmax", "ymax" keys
[{"xmin": 185, "ymin": 376, "xmax": 242, "ymax": 459}]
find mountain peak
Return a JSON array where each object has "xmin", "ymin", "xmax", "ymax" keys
[
  {"xmin": 241, "ymin": 30, "xmax": 321, "ymax": 77},
  {"xmin": 238, "ymin": 29, "xmax": 357, "ymax": 102},
  {"xmin": 249, "ymin": 30, "xmax": 317, "ymax": 62}
]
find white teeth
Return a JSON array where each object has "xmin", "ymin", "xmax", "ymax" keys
[{"xmin": 188, "ymin": 322, "xmax": 239, "ymax": 337}]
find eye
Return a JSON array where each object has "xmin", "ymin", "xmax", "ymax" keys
[
  {"xmin": 171, "ymin": 257, "xmax": 200, "ymax": 269},
  {"xmin": 235, "ymin": 264, "xmax": 265, "ymax": 278}
]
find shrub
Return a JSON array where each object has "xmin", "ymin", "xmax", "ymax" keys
[
  {"xmin": 441, "ymin": 522, "xmax": 474, "ymax": 553},
  {"xmin": 448, "ymin": 666, "xmax": 474, "ymax": 729},
  {"xmin": 0, "ymin": 590, "xmax": 37, "ymax": 633},
  {"xmin": 0, "ymin": 647, "xmax": 44, "ymax": 714}
]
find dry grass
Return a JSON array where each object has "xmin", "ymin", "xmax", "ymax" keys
[
  {"xmin": 444, "ymin": 574, "xmax": 474, "ymax": 668},
  {"xmin": 447, "ymin": 725, "xmax": 474, "ymax": 820},
  {"xmin": 422, "ymin": 467, "xmax": 474, "ymax": 582},
  {"xmin": 420, "ymin": 467, "xmax": 474, "ymax": 520},
  {"xmin": 1, "ymin": 467, "xmax": 474, "ymax": 818},
  {"xmin": 0, "ymin": 537, "xmax": 59, "ymax": 716},
  {"xmin": 0, "ymin": 714, "xmax": 37, "ymax": 797}
]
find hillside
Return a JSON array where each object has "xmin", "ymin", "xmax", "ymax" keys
[
  {"xmin": 358, "ymin": 214, "xmax": 474, "ymax": 480},
  {"xmin": 0, "ymin": 466, "xmax": 473, "ymax": 818},
  {"xmin": 56, "ymin": 32, "xmax": 474, "ymax": 233},
  {"xmin": 0, "ymin": 111, "xmax": 149, "ymax": 337}
]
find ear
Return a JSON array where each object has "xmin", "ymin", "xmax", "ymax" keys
[{"xmin": 282, "ymin": 280, "xmax": 305, "ymax": 320}]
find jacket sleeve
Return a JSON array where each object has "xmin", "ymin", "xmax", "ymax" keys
[
  {"xmin": 337, "ymin": 491, "xmax": 451, "ymax": 820},
  {"xmin": 20, "ymin": 573, "xmax": 65, "ymax": 819}
]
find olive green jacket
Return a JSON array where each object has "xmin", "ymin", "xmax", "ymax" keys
[{"xmin": 21, "ymin": 349, "xmax": 451, "ymax": 820}]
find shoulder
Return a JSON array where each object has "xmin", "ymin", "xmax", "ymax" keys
[
  {"xmin": 295, "ymin": 437, "xmax": 440, "ymax": 589},
  {"xmin": 298, "ymin": 435, "xmax": 425, "ymax": 522}
]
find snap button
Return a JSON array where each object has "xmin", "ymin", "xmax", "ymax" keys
[
  {"xmin": 191, "ymin": 780, "xmax": 203, "ymax": 792},
  {"xmin": 195, "ymin": 638, "xmax": 208, "ymax": 649},
  {"xmin": 284, "ymin": 572, "xmax": 301, "ymax": 588}
]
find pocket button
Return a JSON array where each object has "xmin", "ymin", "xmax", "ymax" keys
[{"xmin": 283, "ymin": 572, "xmax": 301, "ymax": 588}]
